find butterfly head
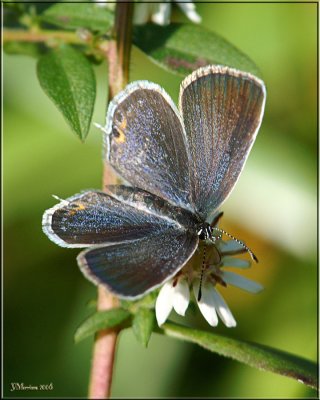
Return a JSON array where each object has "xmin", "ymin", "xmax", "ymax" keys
[{"xmin": 197, "ymin": 223, "xmax": 213, "ymax": 240}]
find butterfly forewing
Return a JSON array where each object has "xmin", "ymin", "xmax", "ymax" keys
[
  {"xmin": 105, "ymin": 82, "xmax": 193, "ymax": 211},
  {"xmin": 43, "ymin": 190, "xmax": 185, "ymax": 248},
  {"xmin": 179, "ymin": 66, "xmax": 266, "ymax": 221}
]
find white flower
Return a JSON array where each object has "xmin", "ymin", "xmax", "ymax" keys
[
  {"xmin": 155, "ymin": 237, "xmax": 263, "ymax": 328},
  {"xmin": 155, "ymin": 276, "xmax": 189, "ymax": 326},
  {"xmin": 93, "ymin": 0, "xmax": 115, "ymax": 10},
  {"xmin": 93, "ymin": 1, "xmax": 202, "ymax": 26}
]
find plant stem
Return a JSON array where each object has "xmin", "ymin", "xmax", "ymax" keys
[
  {"xmin": 3, "ymin": 28, "xmax": 82, "ymax": 44},
  {"xmin": 88, "ymin": 288, "xmax": 119, "ymax": 399},
  {"xmin": 108, "ymin": 2, "xmax": 134, "ymax": 101},
  {"xmin": 3, "ymin": 28, "xmax": 110, "ymax": 56},
  {"xmin": 88, "ymin": 2, "xmax": 134, "ymax": 399}
]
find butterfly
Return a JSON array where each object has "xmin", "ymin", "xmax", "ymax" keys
[{"xmin": 42, "ymin": 65, "xmax": 266, "ymax": 300}]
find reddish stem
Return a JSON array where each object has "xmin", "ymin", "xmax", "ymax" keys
[{"xmin": 88, "ymin": 2, "xmax": 134, "ymax": 398}]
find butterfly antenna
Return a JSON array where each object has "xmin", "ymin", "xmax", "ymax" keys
[
  {"xmin": 212, "ymin": 228, "xmax": 258, "ymax": 263},
  {"xmin": 198, "ymin": 244, "xmax": 207, "ymax": 301}
]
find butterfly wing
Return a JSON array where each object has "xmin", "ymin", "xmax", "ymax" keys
[
  {"xmin": 105, "ymin": 81, "xmax": 193, "ymax": 212},
  {"xmin": 78, "ymin": 227, "xmax": 198, "ymax": 299},
  {"xmin": 179, "ymin": 65, "xmax": 266, "ymax": 221},
  {"xmin": 42, "ymin": 188, "xmax": 198, "ymax": 298},
  {"xmin": 42, "ymin": 190, "xmax": 192, "ymax": 248}
]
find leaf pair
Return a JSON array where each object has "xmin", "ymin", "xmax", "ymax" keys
[
  {"xmin": 75, "ymin": 310, "xmax": 318, "ymax": 390},
  {"xmin": 74, "ymin": 307, "xmax": 154, "ymax": 348}
]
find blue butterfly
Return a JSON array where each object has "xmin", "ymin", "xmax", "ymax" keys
[{"xmin": 42, "ymin": 65, "xmax": 266, "ymax": 300}]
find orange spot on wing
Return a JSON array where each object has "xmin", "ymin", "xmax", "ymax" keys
[
  {"xmin": 69, "ymin": 203, "xmax": 86, "ymax": 215},
  {"xmin": 115, "ymin": 118, "xmax": 127, "ymax": 143}
]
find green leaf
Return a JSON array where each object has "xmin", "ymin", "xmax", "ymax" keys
[
  {"xmin": 4, "ymin": 41, "xmax": 42, "ymax": 58},
  {"xmin": 3, "ymin": 2, "xmax": 27, "ymax": 19},
  {"xmin": 37, "ymin": 44, "xmax": 96, "ymax": 140},
  {"xmin": 132, "ymin": 308, "xmax": 155, "ymax": 348},
  {"xmin": 74, "ymin": 308, "xmax": 131, "ymax": 343},
  {"xmin": 134, "ymin": 23, "xmax": 261, "ymax": 78},
  {"xmin": 161, "ymin": 322, "xmax": 318, "ymax": 390},
  {"xmin": 121, "ymin": 290, "xmax": 158, "ymax": 312},
  {"xmin": 41, "ymin": 3, "xmax": 114, "ymax": 32}
]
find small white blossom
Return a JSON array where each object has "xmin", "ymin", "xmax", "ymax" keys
[
  {"xmin": 93, "ymin": 1, "xmax": 202, "ymax": 26},
  {"xmin": 155, "ymin": 233, "xmax": 263, "ymax": 328},
  {"xmin": 174, "ymin": 2, "xmax": 201, "ymax": 24},
  {"xmin": 94, "ymin": 0, "xmax": 115, "ymax": 10},
  {"xmin": 172, "ymin": 277, "xmax": 190, "ymax": 316},
  {"xmin": 155, "ymin": 280, "xmax": 175, "ymax": 326},
  {"xmin": 155, "ymin": 276, "xmax": 190, "ymax": 326}
]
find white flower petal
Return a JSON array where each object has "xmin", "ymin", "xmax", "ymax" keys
[
  {"xmin": 211, "ymin": 288, "xmax": 237, "ymax": 327},
  {"xmin": 217, "ymin": 240, "xmax": 245, "ymax": 254},
  {"xmin": 133, "ymin": 3, "xmax": 153, "ymax": 25},
  {"xmin": 176, "ymin": 2, "xmax": 202, "ymax": 23},
  {"xmin": 152, "ymin": 3, "xmax": 171, "ymax": 26},
  {"xmin": 173, "ymin": 278, "xmax": 190, "ymax": 316},
  {"xmin": 155, "ymin": 281, "xmax": 175, "ymax": 326},
  {"xmin": 94, "ymin": 0, "xmax": 107, "ymax": 7},
  {"xmin": 221, "ymin": 270, "xmax": 264, "ymax": 293},
  {"xmin": 222, "ymin": 256, "xmax": 250, "ymax": 269},
  {"xmin": 193, "ymin": 280, "xmax": 218, "ymax": 327},
  {"xmin": 93, "ymin": 0, "xmax": 114, "ymax": 9}
]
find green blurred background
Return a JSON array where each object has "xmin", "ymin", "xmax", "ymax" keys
[{"xmin": 4, "ymin": 2, "xmax": 317, "ymax": 398}]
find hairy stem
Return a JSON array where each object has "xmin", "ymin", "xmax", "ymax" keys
[
  {"xmin": 3, "ymin": 28, "xmax": 110, "ymax": 56},
  {"xmin": 88, "ymin": 2, "xmax": 134, "ymax": 399},
  {"xmin": 3, "ymin": 28, "xmax": 83, "ymax": 44},
  {"xmin": 88, "ymin": 288, "xmax": 119, "ymax": 399}
]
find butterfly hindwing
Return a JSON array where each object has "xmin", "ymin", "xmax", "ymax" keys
[{"xmin": 78, "ymin": 227, "xmax": 198, "ymax": 299}]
